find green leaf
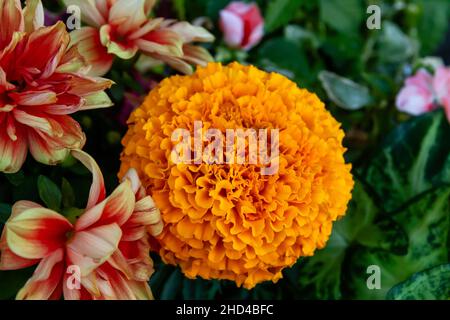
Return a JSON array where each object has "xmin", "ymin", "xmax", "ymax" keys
[
  {"xmin": 160, "ymin": 269, "xmax": 183, "ymax": 300},
  {"xmin": 344, "ymin": 186, "xmax": 450, "ymax": 299},
  {"xmin": 319, "ymin": 71, "xmax": 373, "ymax": 110},
  {"xmin": 265, "ymin": 0, "xmax": 302, "ymax": 33},
  {"xmin": 173, "ymin": 0, "xmax": 186, "ymax": 20},
  {"xmin": 61, "ymin": 178, "xmax": 76, "ymax": 208},
  {"xmin": 298, "ymin": 182, "xmax": 406, "ymax": 299},
  {"xmin": 376, "ymin": 22, "xmax": 416, "ymax": 63},
  {"xmin": 182, "ymin": 278, "xmax": 221, "ymax": 299},
  {"xmin": 284, "ymin": 25, "xmax": 319, "ymax": 48},
  {"xmin": 363, "ymin": 110, "xmax": 450, "ymax": 212},
  {"xmin": 0, "ymin": 203, "xmax": 11, "ymax": 224},
  {"xmin": 387, "ymin": 264, "xmax": 450, "ymax": 300},
  {"xmin": 319, "ymin": 0, "xmax": 364, "ymax": 34},
  {"xmin": 206, "ymin": 0, "xmax": 232, "ymax": 21},
  {"xmin": 37, "ymin": 175, "xmax": 62, "ymax": 211},
  {"xmin": 4, "ymin": 171, "xmax": 25, "ymax": 186},
  {"xmin": 416, "ymin": 0, "xmax": 450, "ymax": 55},
  {"xmin": 257, "ymin": 37, "xmax": 310, "ymax": 85}
]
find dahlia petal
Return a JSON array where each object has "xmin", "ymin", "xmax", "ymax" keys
[
  {"xmin": 63, "ymin": 0, "xmax": 107, "ymax": 27},
  {"xmin": 18, "ymin": 22, "xmax": 70, "ymax": 77},
  {"xmin": 16, "ymin": 250, "xmax": 64, "ymax": 300},
  {"xmin": 168, "ymin": 22, "xmax": 215, "ymax": 43},
  {"xmin": 136, "ymin": 28, "xmax": 184, "ymax": 57},
  {"xmin": 27, "ymin": 129, "xmax": 70, "ymax": 166},
  {"xmin": 109, "ymin": 0, "xmax": 148, "ymax": 35},
  {"xmin": 150, "ymin": 54, "xmax": 193, "ymax": 75},
  {"xmin": 100, "ymin": 24, "xmax": 139, "ymax": 60},
  {"xmin": 69, "ymin": 27, "xmax": 114, "ymax": 76},
  {"xmin": 0, "ymin": 66, "xmax": 15, "ymax": 91},
  {"xmin": 71, "ymin": 149, "xmax": 106, "ymax": 210},
  {"xmin": 0, "ymin": 0, "xmax": 24, "ymax": 50},
  {"xmin": 128, "ymin": 18, "xmax": 164, "ymax": 41},
  {"xmin": 67, "ymin": 73, "xmax": 113, "ymax": 98},
  {"xmin": 219, "ymin": 10, "xmax": 244, "ymax": 48},
  {"xmin": 67, "ymin": 223, "xmax": 122, "ymax": 276},
  {"xmin": 0, "ymin": 122, "xmax": 27, "ymax": 173},
  {"xmin": 121, "ymin": 168, "xmax": 142, "ymax": 194},
  {"xmin": 182, "ymin": 44, "xmax": 214, "ymax": 67},
  {"xmin": 9, "ymin": 90, "xmax": 57, "ymax": 106},
  {"xmin": 101, "ymin": 181, "xmax": 136, "ymax": 227},
  {"xmin": 0, "ymin": 31, "xmax": 25, "ymax": 69},
  {"xmin": 0, "ymin": 247, "xmax": 39, "ymax": 270},
  {"xmin": 108, "ymin": 250, "xmax": 133, "ymax": 279},
  {"xmin": 31, "ymin": 248, "xmax": 64, "ymax": 282},
  {"xmin": 23, "ymin": 0, "xmax": 44, "ymax": 32},
  {"xmin": 82, "ymin": 91, "xmax": 114, "ymax": 110},
  {"xmin": 5, "ymin": 206, "xmax": 71, "ymax": 259}
]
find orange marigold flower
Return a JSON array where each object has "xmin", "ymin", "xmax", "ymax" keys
[{"xmin": 119, "ymin": 62, "xmax": 354, "ymax": 289}]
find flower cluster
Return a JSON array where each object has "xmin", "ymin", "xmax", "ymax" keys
[
  {"xmin": 396, "ymin": 66, "xmax": 450, "ymax": 122},
  {"xmin": 0, "ymin": 150, "xmax": 163, "ymax": 300},
  {"xmin": 64, "ymin": 0, "xmax": 215, "ymax": 76},
  {"xmin": 0, "ymin": 0, "xmax": 113, "ymax": 174},
  {"xmin": 119, "ymin": 62, "xmax": 354, "ymax": 289}
]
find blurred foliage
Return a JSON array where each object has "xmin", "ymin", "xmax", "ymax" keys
[{"xmin": 1, "ymin": 0, "xmax": 449, "ymax": 300}]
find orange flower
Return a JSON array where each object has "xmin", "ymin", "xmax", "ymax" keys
[
  {"xmin": 0, "ymin": 0, "xmax": 113, "ymax": 174},
  {"xmin": 0, "ymin": 150, "xmax": 163, "ymax": 300},
  {"xmin": 119, "ymin": 62, "xmax": 354, "ymax": 289},
  {"xmin": 64, "ymin": 0, "xmax": 215, "ymax": 76}
]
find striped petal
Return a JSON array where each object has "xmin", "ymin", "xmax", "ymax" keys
[
  {"xmin": 0, "ymin": 121, "xmax": 27, "ymax": 173},
  {"xmin": 16, "ymin": 249, "xmax": 64, "ymax": 300},
  {"xmin": 67, "ymin": 223, "xmax": 122, "ymax": 276},
  {"xmin": 75, "ymin": 181, "xmax": 136, "ymax": 230},
  {"xmin": 5, "ymin": 206, "xmax": 71, "ymax": 259},
  {"xmin": 69, "ymin": 27, "xmax": 114, "ymax": 76},
  {"xmin": 71, "ymin": 149, "xmax": 106, "ymax": 211},
  {"xmin": 0, "ymin": 0, "xmax": 24, "ymax": 51},
  {"xmin": 63, "ymin": 0, "xmax": 107, "ymax": 27}
]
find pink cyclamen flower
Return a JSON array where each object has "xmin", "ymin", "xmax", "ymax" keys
[
  {"xmin": 0, "ymin": 149, "xmax": 163, "ymax": 300},
  {"xmin": 219, "ymin": 1, "xmax": 264, "ymax": 51},
  {"xmin": 64, "ymin": 0, "xmax": 215, "ymax": 76},
  {"xmin": 396, "ymin": 69, "xmax": 436, "ymax": 116},
  {"xmin": 433, "ymin": 66, "xmax": 450, "ymax": 122},
  {"xmin": 0, "ymin": 0, "xmax": 113, "ymax": 174},
  {"xmin": 396, "ymin": 67, "xmax": 450, "ymax": 122}
]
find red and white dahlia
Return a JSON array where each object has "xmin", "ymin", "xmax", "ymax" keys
[
  {"xmin": 0, "ymin": 149, "xmax": 163, "ymax": 300},
  {"xmin": 64, "ymin": 0, "xmax": 215, "ymax": 76},
  {"xmin": 0, "ymin": 0, "xmax": 113, "ymax": 174}
]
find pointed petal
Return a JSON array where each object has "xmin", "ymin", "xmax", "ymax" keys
[
  {"xmin": 9, "ymin": 90, "xmax": 57, "ymax": 106},
  {"xmin": 69, "ymin": 27, "xmax": 114, "ymax": 76},
  {"xmin": 5, "ymin": 207, "xmax": 71, "ymax": 259},
  {"xmin": 16, "ymin": 250, "xmax": 64, "ymax": 300},
  {"xmin": 100, "ymin": 24, "xmax": 139, "ymax": 60},
  {"xmin": 109, "ymin": 0, "xmax": 147, "ymax": 35},
  {"xmin": 168, "ymin": 22, "xmax": 215, "ymax": 43},
  {"xmin": 23, "ymin": 0, "xmax": 44, "ymax": 32},
  {"xmin": 0, "ymin": 0, "xmax": 24, "ymax": 50},
  {"xmin": 136, "ymin": 28, "xmax": 183, "ymax": 57},
  {"xmin": 0, "ymin": 121, "xmax": 27, "ymax": 173},
  {"xmin": 19, "ymin": 22, "xmax": 70, "ymax": 77},
  {"xmin": 63, "ymin": 0, "xmax": 107, "ymax": 27},
  {"xmin": 67, "ymin": 223, "xmax": 122, "ymax": 276},
  {"xmin": 81, "ymin": 91, "xmax": 113, "ymax": 110},
  {"xmin": 71, "ymin": 149, "xmax": 106, "ymax": 210},
  {"xmin": 182, "ymin": 44, "xmax": 213, "ymax": 67}
]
